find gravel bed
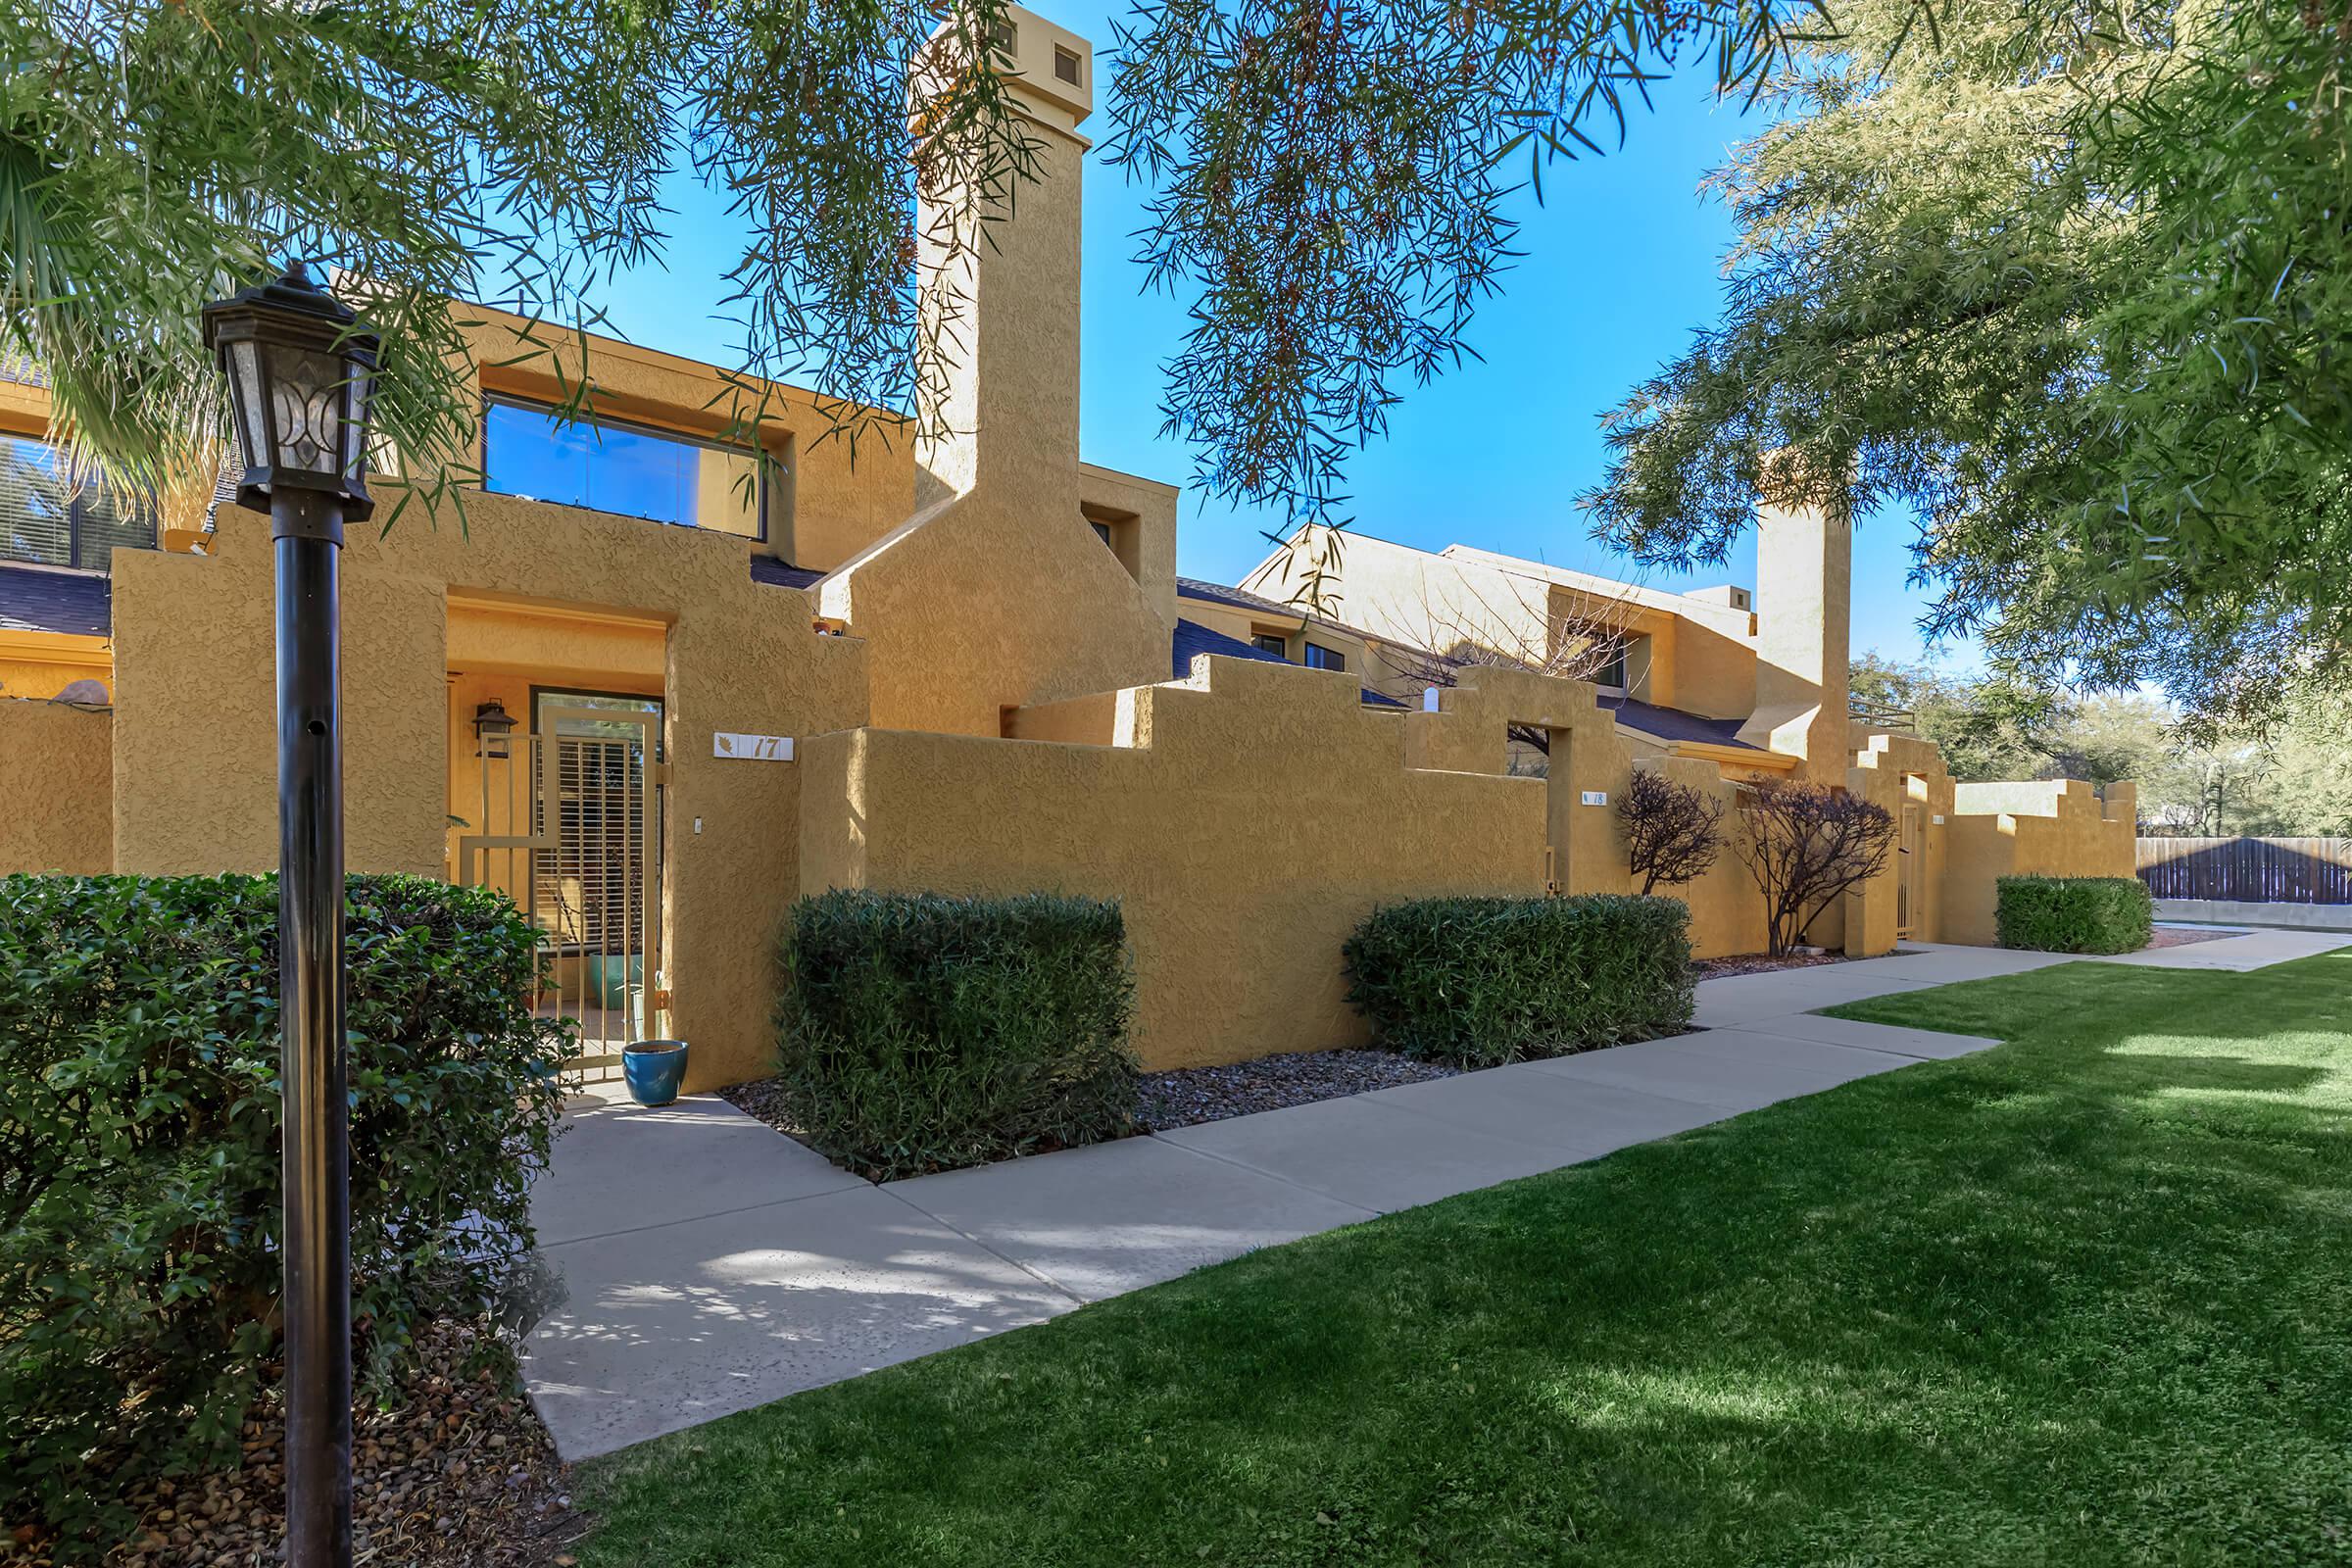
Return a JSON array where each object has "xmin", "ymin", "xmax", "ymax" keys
[
  {"xmin": 717, "ymin": 1075, "xmax": 806, "ymax": 1141},
  {"xmin": 2145, "ymin": 925, "xmax": 2237, "ymax": 949},
  {"xmin": 7, "ymin": 1318, "xmax": 583, "ymax": 1568},
  {"xmin": 1137, "ymin": 1049, "xmax": 1460, "ymax": 1131},
  {"xmin": 1690, "ymin": 951, "xmax": 1853, "ymax": 981},
  {"xmin": 726, "ymin": 1054, "xmax": 1467, "ymax": 1142}
]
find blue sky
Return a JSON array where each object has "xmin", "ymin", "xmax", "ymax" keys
[{"xmin": 582, "ymin": 13, "xmax": 1963, "ymax": 669}]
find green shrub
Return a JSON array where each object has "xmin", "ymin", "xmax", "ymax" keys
[
  {"xmin": 1996, "ymin": 875, "xmax": 2155, "ymax": 955},
  {"xmin": 1344, "ymin": 895, "xmax": 1695, "ymax": 1067},
  {"xmin": 775, "ymin": 891, "xmax": 1137, "ymax": 1181},
  {"xmin": 0, "ymin": 873, "xmax": 573, "ymax": 1544}
]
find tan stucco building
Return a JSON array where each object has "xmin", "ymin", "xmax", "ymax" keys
[{"xmin": 0, "ymin": 7, "xmax": 2132, "ymax": 1089}]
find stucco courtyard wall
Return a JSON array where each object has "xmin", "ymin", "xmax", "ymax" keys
[
  {"xmin": 1401, "ymin": 670, "xmax": 1777, "ymax": 960},
  {"xmin": 1939, "ymin": 779, "xmax": 2137, "ymax": 946},
  {"xmin": 797, "ymin": 656, "xmax": 1810, "ymax": 1070},
  {"xmin": 110, "ymin": 490, "xmax": 870, "ymax": 1093},
  {"xmin": 0, "ymin": 700, "xmax": 111, "ymax": 874},
  {"xmin": 1839, "ymin": 729, "xmax": 1958, "ymax": 954},
  {"xmin": 800, "ymin": 655, "xmax": 1556, "ymax": 1069}
]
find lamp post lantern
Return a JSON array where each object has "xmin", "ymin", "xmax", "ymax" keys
[{"xmin": 202, "ymin": 262, "xmax": 376, "ymax": 1568}]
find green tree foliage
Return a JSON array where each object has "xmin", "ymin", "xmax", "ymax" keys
[
  {"xmin": 6, "ymin": 0, "xmax": 1935, "ymax": 531},
  {"xmin": 2, "ymin": 0, "xmax": 1048, "ymax": 513},
  {"xmin": 1858, "ymin": 654, "xmax": 2352, "ymax": 835},
  {"xmin": 1851, "ymin": 653, "xmax": 2061, "ymax": 782},
  {"xmin": 2245, "ymin": 690, "xmax": 2352, "ymax": 837},
  {"xmin": 1103, "ymin": 0, "xmax": 1921, "ymax": 525},
  {"xmin": 1587, "ymin": 0, "xmax": 2352, "ymax": 728}
]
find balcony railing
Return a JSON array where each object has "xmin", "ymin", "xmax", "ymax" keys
[{"xmin": 1849, "ymin": 696, "xmax": 1917, "ymax": 733}]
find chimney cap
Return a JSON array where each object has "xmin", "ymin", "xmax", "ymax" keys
[{"xmin": 920, "ymin": 4, "xmax": 1093, "ymax": 128}]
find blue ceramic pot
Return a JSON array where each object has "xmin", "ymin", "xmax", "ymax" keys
[{"xmin": 622, "ymin": 1040, "xmax": 689, "ymax": 1107}]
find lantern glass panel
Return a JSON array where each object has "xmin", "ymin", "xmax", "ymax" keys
[
  {"xmin": 226, "ymin": 339, "xmax": 268, "ymax": 471},
  {"xmin": 265, "ymin": 344, "xmax": 344, "ymax": 472},
  {"xmin": 340, "ymin": 360, "xmax": 372, "ymax": 481}
]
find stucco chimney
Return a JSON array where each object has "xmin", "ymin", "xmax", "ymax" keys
[
  {"xmin": 815, "ymin": 10, "xmax": 1170, "ymax": 733},
  {"xmin": 906, "ymin": 6, "xmax": 1095, "ymax": 507},
  {"xmin": 1735, "ymin": 459, "xmax": 1851, "ymax": 779}
]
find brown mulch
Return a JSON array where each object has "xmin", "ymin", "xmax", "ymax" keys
[
  {"xmin": 1690, "ymin": 951, "xmax": 1854, "ymax": 981},
  {"xmin": 7, "ymin": 1319, "xmax": 585, "ymax": 1568},
  {"xmin": 1136, "ymin": 1049, "xmax": 1461, "ymax": 1130}
]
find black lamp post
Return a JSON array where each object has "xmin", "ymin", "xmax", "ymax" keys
[{"xmin": 202, "ymin": 262, "xmax": 376, "ymax": 1568}]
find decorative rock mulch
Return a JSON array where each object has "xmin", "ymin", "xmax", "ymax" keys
[
  {"xmin": 6, "ymin": 1319, "xmax": 583, "ymax": 1568},
  {"xmin": 1136, "ymin": 1049, "xmax": 1461, "ymax": 1130},
  {"xmin": 727, "ymin": 1054, "xmax": 1468, "ymax": 1144},
  {"xmin": 717, "ymin": 1075, "xmax": 805, "ymax": 1140},
  {"xmin": 1690, "ymin": 951, "xmax": 1852, "ymax": 981},
  {"xmin": 2145, "ymin": 925, "xmax": 2236, "ymax": 949}
]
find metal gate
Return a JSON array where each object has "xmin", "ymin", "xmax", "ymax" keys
[
  {"xmin": 1896, "ymin": 803, "xmax": 1924, "ymax": 939},
  {"xmin": 457, "ymin": 702, "xmax": 664, "ymax": 1079}
]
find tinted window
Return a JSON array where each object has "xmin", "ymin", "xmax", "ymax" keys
[
  {"xmin": 483, "ymin": 399, "xmax": 766, "ymax": 539},
  {"xmin": 0, "ymin": 435, "xmax": 155, "ymax": 571},
  {"xmin": 1302, "ymin": 641, "xmax": 1346, "ymax": 671},
  {"xmin": 1593, "ymin": 641, "xmax": 1629, "ymax": 690}
]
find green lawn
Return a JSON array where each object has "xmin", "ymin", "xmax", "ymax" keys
[{"xmin": 577, "ymin": 953, "xmax": 2352, "ymax": 1566}]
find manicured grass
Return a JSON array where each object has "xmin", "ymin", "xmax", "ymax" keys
[{"xmin": 577, "ymin": 953, "xmax": 2352, "ymax": 1566}]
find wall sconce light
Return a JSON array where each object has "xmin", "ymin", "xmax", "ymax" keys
[{"xmin": 473, "ymin": 698, "xmax": 519, "ymax": 760}]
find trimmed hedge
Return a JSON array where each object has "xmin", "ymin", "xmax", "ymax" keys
[
  {"xmin": 775, "ymin": 891, "xmax": 1137, "ymax": 1181},
  {"xmin": 1996, "ymin": 875, "xmax": 2155, "ymax": 955},
  {"xmin": 1344, "ymin": 895, "xmax": 1695, "ymax": 1067},
  {"xmin": 0, "ymin": 873, "xmax": 573, "ymax": 1545}
]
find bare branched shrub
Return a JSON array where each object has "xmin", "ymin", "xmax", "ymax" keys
[
  {"xmin": 1735, "ymin": 778, "xmax": 1896, "ymax": 956},
  {"xmin": 1618, "ymin": 770, "xmax": 1727, "ymax": 895}
]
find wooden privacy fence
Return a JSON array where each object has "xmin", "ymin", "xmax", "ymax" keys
[{"xmin": 2136, "ymin": 837, "xmax": 2352, "ymax": 905}]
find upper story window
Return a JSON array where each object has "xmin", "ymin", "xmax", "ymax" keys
[
  {"xmin": 1302, "ymin": 640, "xmax": 1346, "ymax": 672},
  {"xmin": 1250, "ymin": 632, "xmax": 1288, "ymax": 657},
  {"xmin": 1592, "ymin": 641, "xmax": 1629, "ymax": 692},
  {"xmin": 0, "ymin": 433, "xmax": 156, "ymax": 572},
  {"xmin": 482, "ymin": 397, "xmax": 769, "ymax": 541}
]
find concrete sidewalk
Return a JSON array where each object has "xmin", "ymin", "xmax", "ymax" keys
[
  {"xmin": 2099, "ymin": 925, "xmax": 2347, "ymax": 970},
  {"xmin": 518, "ymin": 930, "xmax": 2334, "ymax": 1459}
]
